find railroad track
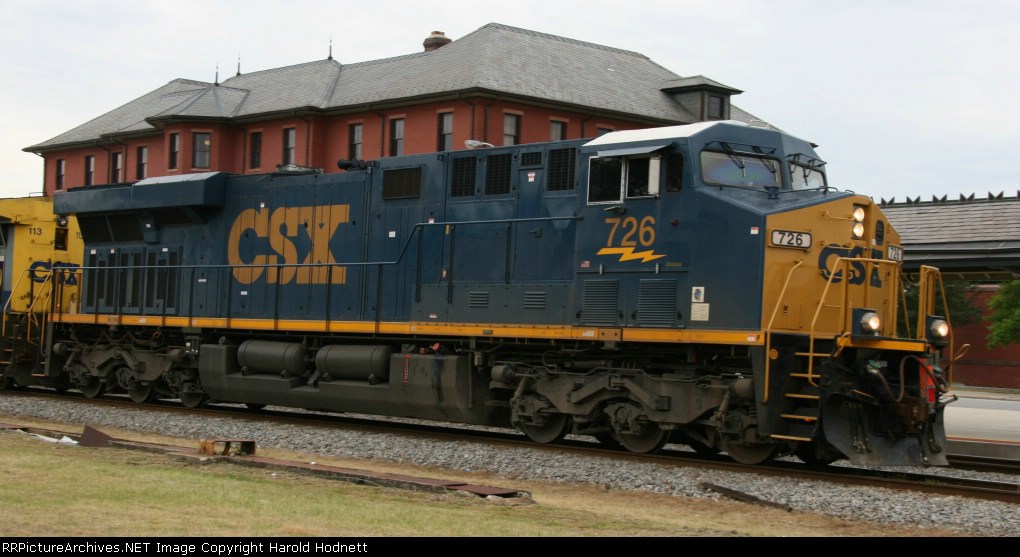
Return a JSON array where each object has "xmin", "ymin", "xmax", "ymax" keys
[{"xmin": 3, "ymin": 388, "xmax": 1019, "ymax": 506}]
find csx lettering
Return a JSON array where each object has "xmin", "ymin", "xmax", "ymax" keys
[
  {"xmin": 227, "ymin": 205, "xmax": 349, "ymax": 285},
  {"xmin": 818, "ymin": 245, "xmax": 883, "ymax": 287},
  {"xmin": 29, "ymin": 261, "xmax": 79, "ymax": 285}
]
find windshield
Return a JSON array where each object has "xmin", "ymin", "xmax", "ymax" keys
[
  {"xmin": 790, "ymin": 162, "xmax": 826, "ymax": 190},
  {"xmin": 700, "ymin": 150, "xmax": 779, "ymax": 190}
]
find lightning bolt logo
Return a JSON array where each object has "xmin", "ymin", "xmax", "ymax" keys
[{"xmin": 597, "ymin": 247, "xmax": 667, "ymax": 263}]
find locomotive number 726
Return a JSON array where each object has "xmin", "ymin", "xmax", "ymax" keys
[{"xmin": 604, "ymin": 216, "xmax": 656, "ymax": 247}]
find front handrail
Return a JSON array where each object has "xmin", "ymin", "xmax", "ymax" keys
[
  {"xmin": 762, "ymin": 254, "xmax": 934, "ymax": 401},
  {"xmin": 916, "ymin": 264, "xmax": 965, "ymax": 383},
  {"xmin": 762, "ymin": 258, "xmax": 805, "ymax": 403}
]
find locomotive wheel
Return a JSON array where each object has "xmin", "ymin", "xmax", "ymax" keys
[
  {"xmin": 617, "ymin": 427, "xmax": 671, "ymax": 454},
  {"xmin": 795, "ymin": 444, "xmax": 837, "ymax": 467},
  {"xmin": 80, "ymin": 378, "xmax": 105, "ymax": 399},
  {"xmin": 593, "ymin": 431, "xmax": 622, "ymax": 449},
  {"xmin": 520, "ymin": 413, "xmax": 571, "ymax": 444},
  {"xmin": 179, "ymin": 391, "xmax": 209, "ymax": 409},
  {"xmin": 128, "ymin": 382, "xmax": 155, "ymax": 404},
  {"xmin": 722, "ymin": 441, "xmax": 779, "ymax": 465}
]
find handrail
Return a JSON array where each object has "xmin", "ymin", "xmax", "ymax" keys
[
  {"xmin": 762, "ymin": 258, "xmax": 805, "ymax": 403},
  {"xmin": 1, "ymin": 269, "xmax": 39, "ymax": 336},
  {"xmin": 917, "ymin": 265, "xmax": 966, "ymax": 384},
  {"xmin": 804, "ymin": 256, "xmax": 902, "ymax": 381},
  {"xmin": 763, "ymin": 255, "xmax": 903, "ymax": 404}
]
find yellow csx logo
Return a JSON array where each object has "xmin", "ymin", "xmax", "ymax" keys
[
  {"xmin": 596, "ymin": 216, "xmax": 666, "ymax": 263},
  {"xmin": 227, "ymin": 205, "xmax": 349, "ymax": 285}
]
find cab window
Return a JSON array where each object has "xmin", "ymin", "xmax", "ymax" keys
[
  {"xmin": 790, "ymin": 162, "xmax": 826, "ymax": 190},
  {"xmin": 588, "ymin": 155, "xmax": 662, "ymax": 203},
  {"xmin": 700, "ymin": 151, "xmax": 779, "ymax": 190}
]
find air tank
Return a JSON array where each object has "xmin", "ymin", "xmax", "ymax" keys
[
  {"xmin": 237, "ymin": 341, "xmax": 307, "ymax": 376},
  {"xmin": 314, "ymin": 345, "xmax": 394, "ymax": 382}
]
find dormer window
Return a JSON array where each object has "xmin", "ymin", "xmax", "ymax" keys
[
  {"xmin": 660, "ymin": 76, "xmax": 741, "ymax": 123},
  {"xmin": 707, "ymin": 95, "xmax": 726, "ymax": 120}
]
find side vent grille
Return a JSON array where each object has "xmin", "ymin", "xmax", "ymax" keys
[
  {"xmin": 484, "ymin": 153, "xmax": 512, "ymax": 195},
  {"xmin": 451, "ymin": 157, "xmax": 477, "ymax": 197},
  {"xmin": 521, "ymin": 152, "xmax": 542, "ymax": 167},
  {"xmin": 581, "ymin": 280, "xmax": 619, "ymax": 325},
  {"xmin": 469, "ymin": 291, "xmax": 490, "ymax": 308},
  {"xmin": 637, "ymin": 279, "xmax": 677, "ymax": 326},
  {"xmin": 382, "ymin": 167, "xmax": 422, "ymax": 199},
  {"xmin": 547, "ymin": 148, "xmax": 576, "ymax": 191},
  {"xmin": 524, "ymin": 291, "xmax": 547, "ymax": 309}
]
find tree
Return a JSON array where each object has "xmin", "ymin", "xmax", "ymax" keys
[{"xmin": 987, "ymin": 280, "xmax": 1020, "ymax": 348}]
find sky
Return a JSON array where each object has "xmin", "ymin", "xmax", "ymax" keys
[{"xmin": 1, "ymin": 0, "xmax": 1018, "ymax": 202}]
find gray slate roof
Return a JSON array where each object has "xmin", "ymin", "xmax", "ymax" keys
[
  {"xmin": 883, "ymin": 196, "xmax": 1020, "ymax": 277},
  {"xmin": 27, "ymin": 23, "xmax": 757, "ymax": 151}
]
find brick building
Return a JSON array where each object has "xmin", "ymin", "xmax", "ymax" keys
[{"xmin": 24, "ymin": 23, "xmax": 755, "ymax": 195}]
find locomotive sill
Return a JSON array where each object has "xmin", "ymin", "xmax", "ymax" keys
[{"xmin": 846, "ymin": 335, "xmax": 927, "ymax": 350}]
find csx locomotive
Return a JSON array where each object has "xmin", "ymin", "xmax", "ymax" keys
[{"xmin": 0, "ymin": 121, "xmax": 957, "ymax": 466}]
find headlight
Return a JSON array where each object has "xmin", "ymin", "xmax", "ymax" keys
[
  {"xmin": 860, "ymin": 311, "xmax": 881, "ymax": 333},
  {"xmin": 853, "ymin": 308, "xmax": 881, "ymax": 336},
  {"xmin": 851, "ymin": 205, "xmax": 866, "ymax": 239},
  {"xmin": 926, "ymin": 316, "xmax": 950, "ymax": 347}
]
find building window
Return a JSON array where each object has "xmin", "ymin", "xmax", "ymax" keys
[
  {"xmin": 249, "ymin": 132, "xmax": 262, "ymax": 169},
  {"xmin": 389, "ymin": 118, "xmax": 404, "ymax": 156},
  {"xmin": 503, "ymin": 114, "xmax": 521, "ymax": 146},
  {"xmin": 193, "ymin": 132, "xmax": 211, "ymax": 168},
  {"xmin": 168, "ymin": 133, "xmax": 180, "ymax": 169},
  {"xmin": 84, "ymin": 155, "xmax": 95, "ymax": 186},
  {"xmin": 348, "ymin": 124, "xmax": 363, "ymax": 159},
  {"xmin": 437, "ymin": 112, "xmax": 453, "ymax": 151},
  {"xmin": 283, "ymin": 128, "xmax": 296, "ymax": 165},
  {"xmin": 55, "ymin": 159, "xmax": 65, "ymax": 190},
  {"xmin": 596, "ymin": 127, "xmax": 613, "ymax": 137},
  {"xmin": 136, "ymin": 146, "xmax": 148, "ymax": 180},
  {"xmin": 110, "ymin": 152, "xmax": 122, "ymax": 182},
  {"xmin": 550, "ymin": 121, "xmax": 567, "ymax": 141},
  {"xmin": 707, "ymin": 95, "xmax": 725, "ymax": 120}
]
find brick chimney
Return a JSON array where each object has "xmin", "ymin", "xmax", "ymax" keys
[{"xmin": 423, "ymin": 31, "xmax": 452, "ymax": 52}]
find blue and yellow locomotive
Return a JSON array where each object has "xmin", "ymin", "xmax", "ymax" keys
[{"xmin": 8, "ymin": 121, "xmax": 956, "ymax": 465}]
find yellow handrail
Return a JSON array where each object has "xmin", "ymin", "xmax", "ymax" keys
[
  {"xmin": 762, "ymin": 256, "xmax": 895, "ymax": 403},
  {"xmin": 762, "ymin": 258, "xmax": 805, "ymax": 403}
]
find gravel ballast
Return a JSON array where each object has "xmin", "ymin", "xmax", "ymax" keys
[{"xmin": 1, "ymin": 394, "xmax": 1017, "ymax": 536}]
